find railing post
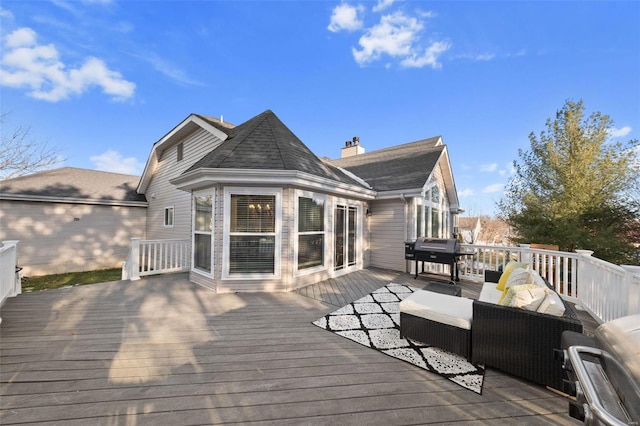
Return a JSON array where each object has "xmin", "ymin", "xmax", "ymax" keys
[
  {"xmin": 2, "ymin": 240, "xmax": 20, "ymax": 297},
  {"xmin": 519, "ymin": 244, "xmax": 531, "ymax": 267},
  {"xmin": 621, "ymin": 265, "xmax": 640, "ymax": 317},
  {"xmin": 574, "ymin": 250, "xmax": 594, "ymax": 312},
  {"xmin": 129, "ymin": 238, "xmax": 141, "ymax": 281}
]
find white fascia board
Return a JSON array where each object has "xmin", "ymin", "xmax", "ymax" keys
[
  {"xmin": 170, "ymin": 169, "xmax": 377, "ymax": 200},
  {"xmin": 439, "ymin": 146, "xmax": 460, "ymax": 209},
  {"xmin": 0, "ymin": 193, "xmax": 148, "ymax": 207},
  {"xmin": 137, "ymin": 114, "xmax": 229, "ymax": 194}
]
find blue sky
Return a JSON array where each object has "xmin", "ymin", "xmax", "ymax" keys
[{"xmin": 1, "ymin": 0, "xmax": 638, "ymax": 216}]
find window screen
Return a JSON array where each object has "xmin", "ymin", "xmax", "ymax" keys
[
  {"xmin": 298, "ymin": 197, "xmax": 324, "ymax": 270},
  {"xmin": 229, "ymin": 194, "xmax": 276, "ymax": 274}
]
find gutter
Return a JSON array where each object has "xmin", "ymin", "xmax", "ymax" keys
[{"xmin": 0, "ymin": 194, "xmax": 148, "ymax": 207}]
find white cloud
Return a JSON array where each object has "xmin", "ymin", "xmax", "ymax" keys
[
  {"xmin": 609, "ymin": 126, "xmax": 632, "ymax": 138},
  {"xmin": 482, "ymin": 183, "xmax": 504, "ymax": 194},
  {"xmin": 400, "ymin": 40, "xmax": 451, "ymax": 69},
  {"xmin": 344, "ymin": 10, "xmax": 450, "ymax": 69},
  {"xmin": 458, "ymin": 188, "xmax": 474, "ymax": 197},
  {"xmin": 479, "ymin": 163, "xmax": 498, "ymax": 172},
  {"xmin": 0, "ymin": 6, "xmax": 14, "ymax": 19},
  {"xmin": 90, "ymin": 150, "xmax": 143, "ymax": 175},
  {"xmin": 328, "ymin": 3, "xmax": 364, "ymax": 32},
  {"xmin": 372, "ymin": 0, "xmax": 394, "ymax": 13},
  {"xmin": 126, "ymin": 51, "xmax": 202, "ymax": 87},
  {"xmin": 0, "ymin": 27, "xmax": 135, "ymax": 102}
]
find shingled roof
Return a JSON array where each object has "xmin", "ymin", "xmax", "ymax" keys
[
  {"xmin": 0, "ymin": 167, "xmax": 146, "ymax": 203},
  {"xmin": 329, "ymin": 137, "xmax": 444, "ymax": 192},
  {"xmin": 185, "ymin": 110, "xmax": 366, "ymax": 188}
]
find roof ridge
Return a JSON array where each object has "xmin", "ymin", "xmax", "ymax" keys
[{"xmin": 265, "ymin": 113, "xmax": 288, "ymax": 169}]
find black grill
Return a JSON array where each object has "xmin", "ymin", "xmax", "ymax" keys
[{"xmin": 405, "ymin": 238, "xmax": 466, "ymax": 281}]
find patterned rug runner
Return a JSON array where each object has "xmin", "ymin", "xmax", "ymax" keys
[{"xmin": 312, "ymin": 283, "xmax": 485, "ymax": 394}]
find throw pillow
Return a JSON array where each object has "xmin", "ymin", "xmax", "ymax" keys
[
  {"xmin": 496, "ymin": 267, "xmax": 534, "ymax": 304},
  {"xmin": 496, "ymin": 260, "xmax": 528, "ymax": 291},
  {"xmin": 531, "ymin": 270, "xmax": 548, "ymax": 288},
  {"xmin": 505, "ymin": 267, "xmax": 535, "ymax": 288},
  {"xmin": 537, "ymin": 290, "xmax": 566, "ymax": 316},
  {"xmin": 498, "ymin": 283, "xmax": 540, "ymax": 307},
  {"xmin": 510, "ymin": 285, "xmax": 547, "ymax": 311}
]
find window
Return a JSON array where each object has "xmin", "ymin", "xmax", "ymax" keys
[
  {"xmin": 431, "ymin": 208, "xmax": 440, "ymax": 237},
  {"xmin": 297, "ymin": 195, "xmax": 325, "ymax": 271},
  {"xmin": 193, "ymin": 193, "xmax": 213, "ymax": 273},
  {"xmin": 416, "ymin": 202, "xmax": 423, "ymax": 238},
  {"xmin": 164, "ymin": 206, "xmax": 174, "ymax": 227},
  {"xmin": 225, "ymin": 190, "xmax": 280, "ymax": 276},
  {"xmin": 431, "ymin": 186, "xmax": 440, "ymax": 203},
  {"xmin": 177, "ymin": 142, "xmax": 183, "ymax": 161}
]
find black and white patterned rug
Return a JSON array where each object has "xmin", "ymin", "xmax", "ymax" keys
[{"xmin": 312, "ymin": 283, "xmax": 485, "ymax": 394}]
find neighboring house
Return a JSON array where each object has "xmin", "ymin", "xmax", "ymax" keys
[
  {"xmin": 138, "ymin": 109, "xmax": 461, "ymax": 292},
  {"xmin": 458, "ymin": 217, "xmax": 482, "ymax": 244},
  {"xmin": 0, "ymin": 168, "xmax": 147, "ymax": 276}
]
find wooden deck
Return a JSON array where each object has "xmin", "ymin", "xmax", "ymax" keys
[{"xmin": 0, "ymin": 269, "xmax": 581, "ymax": 425}]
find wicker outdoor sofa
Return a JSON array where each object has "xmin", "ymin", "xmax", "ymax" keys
[{"xmin": 471, "ymin": 270, "xmax": 583, "ymax": 390}]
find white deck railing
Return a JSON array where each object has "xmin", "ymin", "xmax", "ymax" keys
[
  {"xmin": 122, "ymin": 238, "xmax": 190, "ymax": 281},
  {"xmin": 458, "ymin": 243, "xmax": 640, "ymax": 324},
  {"xmin": 0, "ymin": 240, "xmax": 21, "ymax": 310}
]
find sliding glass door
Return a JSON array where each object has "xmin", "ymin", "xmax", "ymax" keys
[{"xmin": 334, "ymin": 205, "xmax": 357, "ymax": 271}]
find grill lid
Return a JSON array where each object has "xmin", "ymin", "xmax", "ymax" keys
[{"xmin": 413, "ymin": 238, "xmax": 460, "ymax": 253}]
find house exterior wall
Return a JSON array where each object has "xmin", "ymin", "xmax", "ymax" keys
[
  {"xmin": 145, "ymin": 128, "xmax": 224, "ymax": 242},
  {"xmin": 0, "ymin": 199, "xmax": 146, "ymax": 276},
  {"xmin": 368, "ymin": 198, "xmax": 408, "ymax": 273}
]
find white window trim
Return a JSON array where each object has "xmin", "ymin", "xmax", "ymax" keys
[
  {"xmin": 192, "ymin": 189, "xmax": 214, "ymax": 277},
  {"xmin": 331, "ymin": 197, "xmax": 363, "ymax": 277},
  {"xmin": 164, "ymin": 206, "xmax": 175, "ymax": 228},
  {"xmin": 222, "ymin": 187, "xmax": 282, "ymax": 280},
  {"xmin": 294, "ymin": 190, "xmax": 328, "ymax": 276}
]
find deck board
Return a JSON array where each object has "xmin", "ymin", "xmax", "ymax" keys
[{"xmin": 0, "ymin": 270, "xmax": 581, "ymax": 425}]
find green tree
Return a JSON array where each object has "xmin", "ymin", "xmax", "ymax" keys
[{"xmin": 497, "ymin": 100, "xmax": 640, "ymax": 264}]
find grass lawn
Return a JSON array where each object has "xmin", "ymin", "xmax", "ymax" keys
[{"xmin": 22, "ymin": 268, "xmax": 122, "ymax": 292}]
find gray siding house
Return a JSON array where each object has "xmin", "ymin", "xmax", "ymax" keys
[
  {"xmin": 138, "ymin": 110, "xmax": 461, "ymax": 292},
  {"xmin": 0, "ymin": 168, "xmax": 147, "ymax": 275}
]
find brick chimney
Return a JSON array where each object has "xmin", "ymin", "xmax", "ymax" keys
[{"xmin": 341, "ymin": 136, "xmax": 365, "ymax": 158}]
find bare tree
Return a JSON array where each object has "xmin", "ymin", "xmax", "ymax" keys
[{"xmin": 1, "ymin": 113, "xmax": 63, "ymax": 180}]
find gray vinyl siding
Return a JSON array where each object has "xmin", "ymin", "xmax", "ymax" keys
[
  {"xmin": 368, "ymin": 199, "xmax": 407, "ymax": 272},
  {"xmin": 145, "ymin": 128, "xmax": 224, "ymax": 242},
  {"xmin": 0, "ymin": 200, "xmax": 146, "ymax": 276}
]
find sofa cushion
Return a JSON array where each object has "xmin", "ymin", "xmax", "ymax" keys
[
  {"xmin": 536, "ymin": 289, "xmax": 566, "ymax": 316},
  {"xmin": 510, "ymin": 285, "xmax": 547, "ymax": 311},
  {"xmin": 496, "ymin": 261, "xmax": 527, "ymax": 291},
  {"xmin": 479, "ymin": 282, "xmax": 503, "ymax": 304},
  {"xmin": 399, "ymin": 290, "xmax": 473, "ymax": 330}
]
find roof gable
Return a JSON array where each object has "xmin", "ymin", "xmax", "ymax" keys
[
  {"xmin": 185, "ymin": 110, "xmax": 365, "ymax": 188},
  {"xmin": 137, "ymin": 114, "xmax": 233, "ymax": 194},
  {"xmin": 0, "ymin": 167, "xmax": 146, "ymax": 204}
]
